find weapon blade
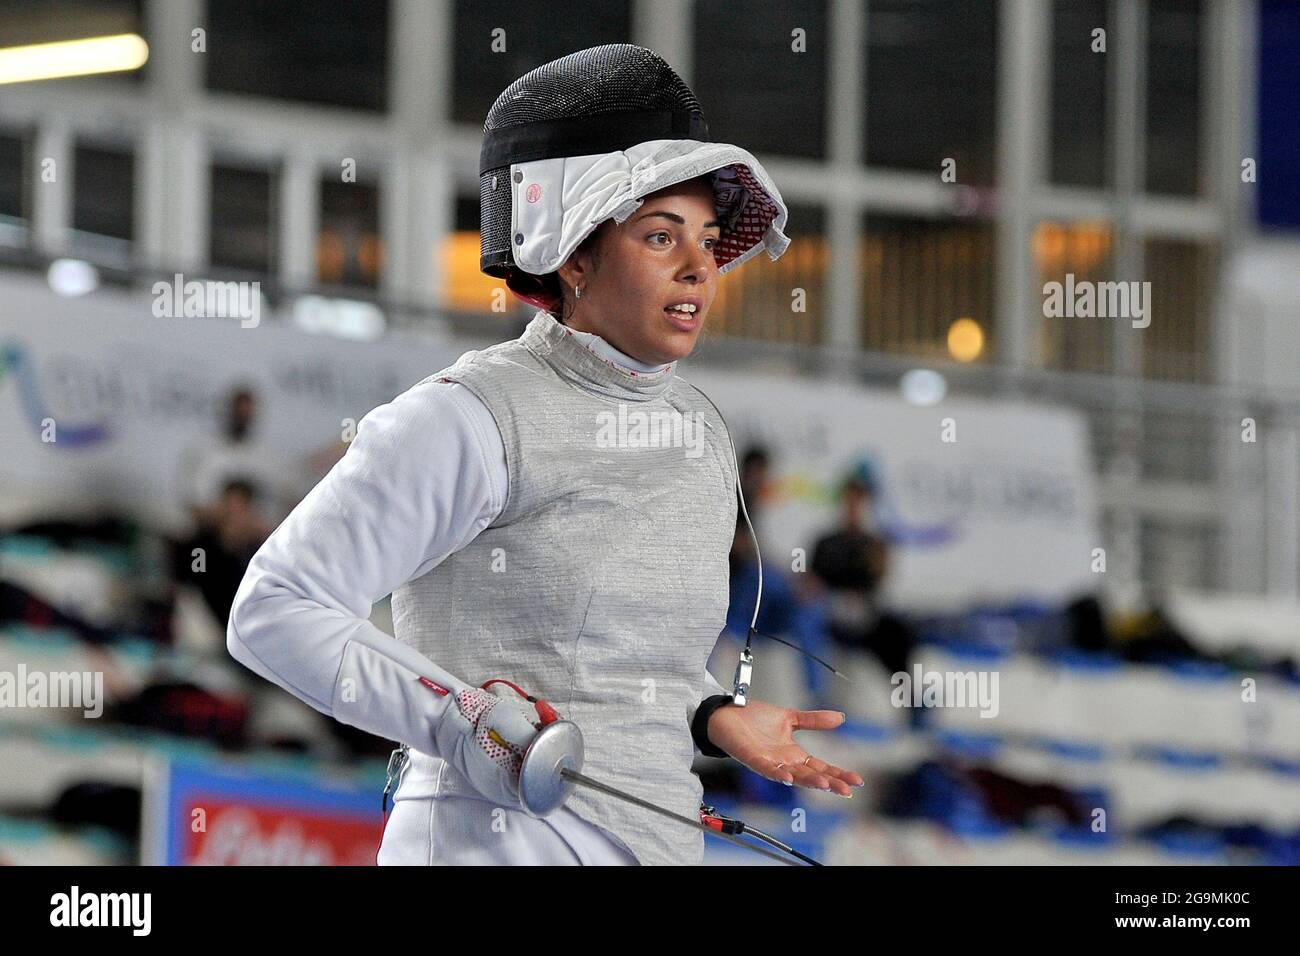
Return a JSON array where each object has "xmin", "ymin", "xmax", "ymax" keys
[{"xmin": 559, "ymin": 769, "xmax": 804, "ymax": 867}]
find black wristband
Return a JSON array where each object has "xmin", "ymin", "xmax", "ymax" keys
[{"xmin": 691, "ymin": 693, "xmax": 734, "ymax": 758}]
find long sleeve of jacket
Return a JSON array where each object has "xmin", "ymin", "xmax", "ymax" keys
[{"xmin": 225, "ymin": 377, "xmax": 507, "ymax": 750}]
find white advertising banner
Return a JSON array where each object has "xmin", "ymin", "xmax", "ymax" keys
[
  {"xmin": 1, "ymin": 276, "xmax": 1098, "ymax": 606},
  {"xmin": 686, "ymin": 368, "xmax": 1100, "ymax": 609},
  {"xmin": 0, "ymin": 276, "xmax": 473, "ymax": 527}
]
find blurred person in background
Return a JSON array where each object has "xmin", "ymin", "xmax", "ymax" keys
[
  {"xmin": 726, "ymin": 444, "xmax": 833, "ymax": 697},
  {"xmin": 726, "ymin": 511, "xmax": 837, "ymax": 708},
  {"xmin": 726, "ymin": 445, "xmax": 785, "ymax": 638},
  {"xmin": 225, "ymin": 45, "xmax": 861, "ymax": 867},
  {"xmin": 174, "ymin": 477, "xmax": 271, "ymax": 627},
  {"xmin": 178, "ymin": 385, "xmax": 301, "ymax": 529},
  {"xmin": 811, "ymin": 464, "xmax": 917, "ymax": 680}
]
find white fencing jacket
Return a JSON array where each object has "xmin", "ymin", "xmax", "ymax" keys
[{"xmin": 226, "ymin": 321, "xmax": 730, "ymax": 859}]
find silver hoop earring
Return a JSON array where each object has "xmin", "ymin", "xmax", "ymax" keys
[{"xmin": 574, "ymin": 285, "xmax": 583, "ymax": 300}]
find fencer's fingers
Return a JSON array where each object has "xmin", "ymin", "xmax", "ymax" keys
[
  {"xmin": 753, "ymin": 754, "xmax": 796, "ymax": 786},
  {"xmin": 787, "ymin": 764, "xmax": 839, "ymax": 794},
  {"xmin": 752, "ymin": 752, "xmax": 836, "ymax": 792},
  {"xmin": 487, "ymin": 729, "xmax": 525, "ymax": 756},
  {"xmin": 491, "ymin": 703, "xmax": 545, "ymax": 746},
  {"xmin": 790, "ymin": 709, "xmax": 846, "ymax": 732},
  {"xmin": 773, "ymin": 753, "xmax": 856, "ymax": 796},
  {"xmin": 803, "ymin": 755, "xmax": 866, "ymax": 789}
]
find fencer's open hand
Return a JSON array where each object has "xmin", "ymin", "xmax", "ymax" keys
[{"xmin": 705, "ymin": 698, "xmax": 864, "ymax": 797}]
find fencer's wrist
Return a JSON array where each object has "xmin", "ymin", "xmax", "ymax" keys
[
  {"xmin": 329, "ymin": 636, "xmax": 475, "ymax": 751},
  {"xmin": 691, "ymin": 693, "xmax": 734, "ymax": 758}
]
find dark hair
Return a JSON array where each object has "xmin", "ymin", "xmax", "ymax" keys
[
  {"xmin": 507, "ymin": 222, "xmax": 610, "ymax": 322},
  {"xmin": 221, "ymin": 477, "xmax": 260, "ymax": 502},
  {"xmin": 838, "ymin": 459, "xmax": 880, "ymax": 500},
  {"xmin": 741, "ymin": 446, "xmax": 771, "ymax": 471}
]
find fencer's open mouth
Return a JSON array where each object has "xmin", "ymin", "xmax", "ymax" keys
[{"xmin": 664, "ymin": 296, "xmax": 703, "ymax": 324}]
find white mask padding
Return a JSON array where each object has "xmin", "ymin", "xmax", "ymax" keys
[{"xmin": 509, "ymin": 139, "xmax": 790, "ymax": 277}]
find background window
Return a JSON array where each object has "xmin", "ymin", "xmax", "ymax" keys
[
  {"xmin": 1141, "ymin": 237, "xmax": 1215, "ymax": 383},
  {"xmin": 205, "ymin": 0, "xmax": 389, "ymax": 111},
  {"xmin": 451, "ymin": 0, "xmax": 632, "ymax": 124},
  {"xmin": 1049, "ymin": 0, "xmax": 1111, "ymax": 188},
  {"xmin": 0, "ymin": 131, "xmax": 27, "ymax": 223},
  {"xmin": 72, "ymin": 142, "xmax": 135, "ymax": 259},
  {"xmin": 693, "ymin": 0, "xmax": 828, "ymax": 160},
  {"xmin": 860, "ymin": 213, "xmax": 996, "ymax": 359},
  {"xmin": 454, "ymin": 193, "xmax": 480, "ymax": 234},
  {"xmin": 317, "ymin": 179, "xmax": 382, "ymax": 289},
  {"xmin": 441, "ymin": 192, "xmax": 505, "ymax": 313},
  {"xmin": 1034, "ymin": 220, "xmax": 1116, "ymax": 374},
  {"xmin": 210, "ymin": 163, "xmax": 277, "ymax": 275},
  {"xmin": 864, "ymin": 0, "xmax": 999, "ymax": 185},
  {"xmin": 710, "ymin": 203, "xmax": 827, "ymax": 345},
  {"xmin": 1144, "ymin": 0, "xmax": 1203, "ymax": 196}
]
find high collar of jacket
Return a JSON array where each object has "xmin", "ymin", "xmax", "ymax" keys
[{"xmin": 520, "ymin": 310, "xmax": 678, "ymax": 403}]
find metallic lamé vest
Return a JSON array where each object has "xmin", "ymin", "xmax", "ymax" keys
[{"xmin": 390, "ymin": 311, "xmax": 737, "ymax": 865}]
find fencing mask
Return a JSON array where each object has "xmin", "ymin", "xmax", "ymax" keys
[{"xmin": 479, "ymin": 44, "xmax": 790, "ymax": 311}]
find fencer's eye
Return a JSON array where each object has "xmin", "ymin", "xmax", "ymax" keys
[
  {"xmin": 648, "ymin": 231, "xmax": 672, "ymax": 246},
  {"xmin": 702, "ymin": 236, "xmax": 718, "ymax": 251}
]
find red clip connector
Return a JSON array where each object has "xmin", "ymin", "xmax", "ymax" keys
[
  {"xmin": 698, "ymin": 805, "xmax": 744, "ymax": 835},
  {"xmin": 480, "ymin": 678, "xmax": 562, "ymax": 726}
]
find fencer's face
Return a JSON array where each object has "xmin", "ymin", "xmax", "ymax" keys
[{"xmin": 563, "ymin": 177, "xmax": 720, "ymax": 366}]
